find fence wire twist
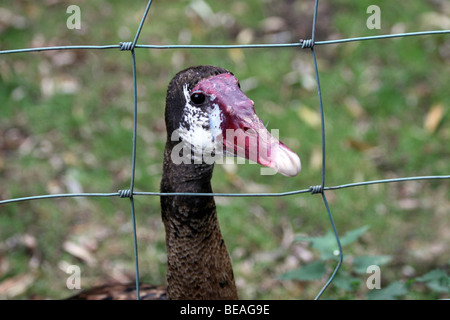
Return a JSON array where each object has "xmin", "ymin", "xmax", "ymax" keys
[{"xmin": 1, "ymin": 0, "xmax": 449, "ymax": 300}]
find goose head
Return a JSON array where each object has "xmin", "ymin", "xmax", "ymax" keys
[{"xmin": 165, "ymin": 65, "xmax": 301, "ymax": 177}]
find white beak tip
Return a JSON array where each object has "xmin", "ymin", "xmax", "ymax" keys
[{"xmin": 272, "ymin": 145, "xmax": 301, "ymax": 177}]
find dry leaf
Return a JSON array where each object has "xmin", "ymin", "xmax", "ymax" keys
[
  {"xmin": 396, "ymin": 198, "xmax": 420, "ymax": 210},
  {"xmin": 420, "ymin": 12, "xmax": 450, "ymax": 29},
  {"xmin": 347, "ymin": 138, "xmax": 375, "ymax": 152},
  {"xmin": 424, "ymin": 104, "xmax": 444, "ymax": 134},
  {"xmin": 309, "ymin": 146, "xmax": 322, "ymax": 171},
  {"xmin": 344, "ymin": 96, "xmax": 366, "ymax": 119},
  {"xmin": 236, "ymin": 28, "xmax": 254, "ymax": 45},
  {"xmin": 0, "ymin": 274, "xmax": 35, "ymax": 298},
  {"xmin": 297, "ymin": 105, "xmax": 321, "ymax": 128},
  {"xmin": 0, "ymin": 8, "xmax": 27, "ymax": 33},
  {"xmin": 261, "ymin": 16, "xmax": 287, "ymax": 33},
  {"xmin": 63, "ymin": 241, "xmax": 97, "ymax": 266},
  {"xmin": 228, "ymin": 48, "xmax": 245, "ymax": 64}
]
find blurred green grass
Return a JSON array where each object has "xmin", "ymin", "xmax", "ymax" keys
[{"xmin": 0, "ymin": 0, "xmax": 448, "ymax": 299}]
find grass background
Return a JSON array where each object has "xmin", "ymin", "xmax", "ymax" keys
[{"xmin": 0, "ymin": 0, "xmax": 448, "ymax": 299}]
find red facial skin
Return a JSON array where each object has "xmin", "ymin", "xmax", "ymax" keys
[{"xmin": 191, "ymin": 74, "xmax": 300, "ymax": 176}]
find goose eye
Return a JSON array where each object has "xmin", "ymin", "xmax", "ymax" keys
[{"xmin": 190, "ymin": 92, "xmax": 206, "ymax": 105}]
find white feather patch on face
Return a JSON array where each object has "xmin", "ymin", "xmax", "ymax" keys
[
  {"xmin": 209, "ymin": 103, "xmax": 222, "ymax": 141},
  {"xmin": 176, "ymin": 84, "xmax": 223, "ymax": 162}
]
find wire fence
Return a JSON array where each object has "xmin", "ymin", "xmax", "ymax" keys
[{"xmin": 0, "ymin": 0, "xmax": 449, "ymax": 300}]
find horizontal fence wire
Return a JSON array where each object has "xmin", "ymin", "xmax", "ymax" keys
[
  {"xmin": 2, "ymin": 175, "xmax": 449, "ymax": 204},
  {"xmin": 1, "ymin": 0, "xmax": 449, "ymax": 300},
  {"xmin": 1, "ymin": 30, "xmax": 449, "ymax": 55}
]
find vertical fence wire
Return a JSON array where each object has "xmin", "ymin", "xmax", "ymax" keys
[
  {"xmin": 0, "ymin": 0, "xmax": 449, "ymax": 300},
  {"xmin": 302, "ymin": 0, "xmax": 345, "ymax": 299},
  {"xmin": 117, "ymin": 0, "xmax": 154, "ymax": 301}
]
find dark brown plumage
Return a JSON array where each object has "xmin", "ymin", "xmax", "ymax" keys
[{"xmin": 160, "ymin": 66, "xmax": 238, "ymax": 299}]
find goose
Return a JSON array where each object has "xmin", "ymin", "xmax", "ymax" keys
[{"xmin": 69, "ymin": 65, "xmax": 301, "ymax": 300}]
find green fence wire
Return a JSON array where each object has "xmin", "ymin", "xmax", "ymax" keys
[{"xmin": 1, "ymin": 0, "xmax": 449, "ymax": 300}]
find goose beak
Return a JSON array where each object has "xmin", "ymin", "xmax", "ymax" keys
[
  {"xmin": 221, "ymin": 108, "xmax": 301, "ymax": 177},
  {"xmin": 192, "ymin": 73, "xmax": 301, "ymax": 177}
]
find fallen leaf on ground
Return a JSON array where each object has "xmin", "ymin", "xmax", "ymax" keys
[{"xmin": 424, "ymin": 104, "xmax": 444, "ymax": 134}]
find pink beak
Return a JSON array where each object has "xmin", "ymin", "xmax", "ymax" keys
[{"xmin": 192, "ymin": 74, "xmax": 301, "ymax": 177}]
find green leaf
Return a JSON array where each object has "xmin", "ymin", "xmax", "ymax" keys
[
  {"xmin": 416, "ymin": 269, "xmax": 447, "ymax": 282},
  {"xmin": 295, "ymin": 232, "xmax": 338, "ymax": 260},
  {"xmin": 353, "ymin": 255, "xmax": 392, "ymax": 274},
  {"xmin": 339, "ymin": 225, "xmax": 370, "ymax": 246},
  {"xmin": 295, "ymin": 226, "xmax": 370, "ymax": 260},
  {"xmin": 333, "ymin": 271, "xmax": 362, "ymax": 291},
  {"xmin": 415, "ymin": 269, "xmax": 450, "ymax": 293},
  {"xmin": 366, "ymin": 281, "xmax": 407, "ymax": 300},
  {"xmin": 279, "ymin": 261, "xmax": 327, "ymax": 281}
]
